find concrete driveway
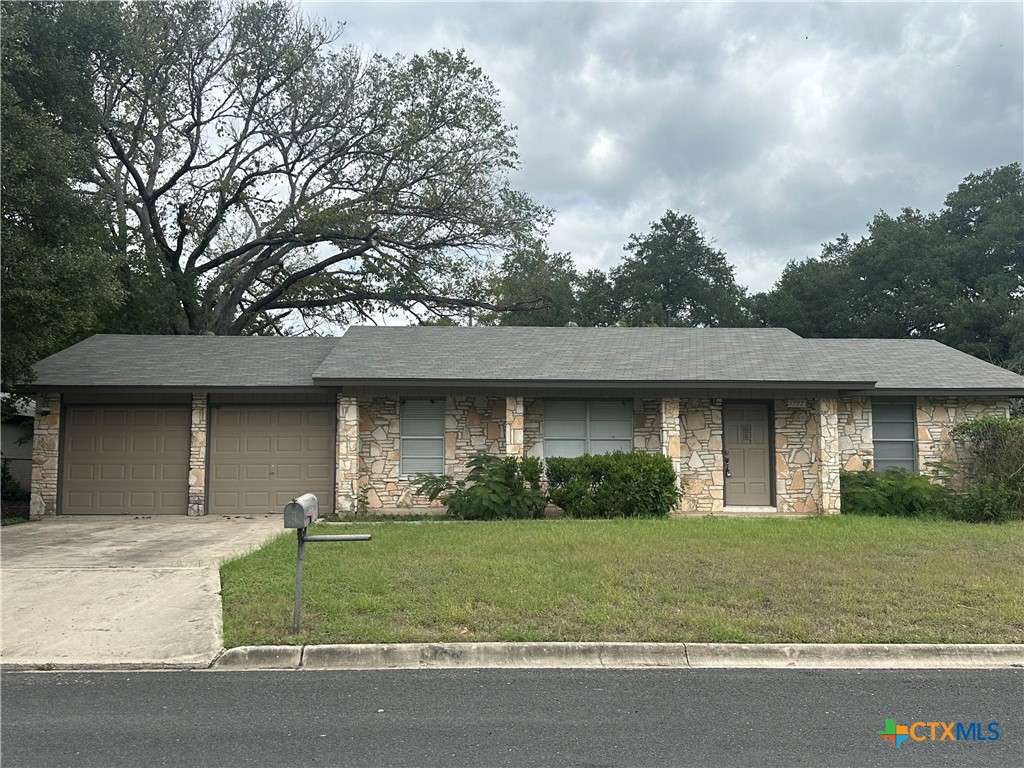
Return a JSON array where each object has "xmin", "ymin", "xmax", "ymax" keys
[{"xmin": 1, "ymin": 515, "xmax": 284, "ymax": 669}]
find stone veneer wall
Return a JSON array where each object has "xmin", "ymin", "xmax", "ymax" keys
[
  {"xmin": 188, "ymin": 393, "xmax": 208, "ymax": 516},
  {"xmin": 634, "ymin": 398, "xmax": 662, "ymax": 454},
  {"xmin": 336, "ymin": 395, "xmax": 360, "ymax": 513},
  {"xmin": 29, "ymin": 393, "xmax": 61, "ymax": 518},
  {"xmin": 837, "ymin": 396, "xmax": 873, "ymax": 471},
  {"xmin": 774, "ymin": 400, "xmax": 822, "ymax": 514},
  {"xmin": 916, "ymin": 396, "xmax": 1010, "ymax": 475},
  {"xmin": 815, "ymin": 398, "xmax": 841, "ymax": 514},
  {"xmin": 524, "ymin": 399, "xmax": 543, "ymax": 458},
  {"xmin": 677, "ymin": 398, "xmax": 724, "ymax": 514},
  {"xmin": 358, "ymin": 396, "xmax": 506, "ymax": 510}
]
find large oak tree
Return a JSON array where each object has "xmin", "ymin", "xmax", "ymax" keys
[{"xmin": 92, "ymin": 0, "xmax": 549, "ymax": 335}]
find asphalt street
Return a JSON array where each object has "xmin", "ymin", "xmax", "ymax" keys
[{"xmin": 2, "ymin": 668, "xmax": 1020, "ymax": 768}]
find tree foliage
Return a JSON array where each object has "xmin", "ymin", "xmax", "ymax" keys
[
  {"xmin": 89, "ymin": 0, "xmax": 549, "ymax": 335},
  {"xmin": 611, "ymin": 211, "xmax": 747, "ymax": 327},
  {"xmin": 753, "ymin": 164, "xmax": 1024, "ymax": 370},
  {"xmin": 1, "ymin": 2, "xmax": 125, "ymax": 392}
]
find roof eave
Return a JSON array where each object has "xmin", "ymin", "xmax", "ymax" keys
[{"xmin": 318, "ymin": 377, "xmax": 879, "ymax": 391}]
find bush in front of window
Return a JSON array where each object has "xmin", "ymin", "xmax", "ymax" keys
[
  {"xmin": 413, "ymin": 454, "xmax": 547, "ymax": 520},
  {"xmin": 545, "ymin": 452, "xmax": 682, "ymax": 518},
  {"xmin": 840, "ymin": 468, "xmax": 952, "ymax": 518}
]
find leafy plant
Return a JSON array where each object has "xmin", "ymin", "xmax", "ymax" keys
[
  {"xmin": 840, "ymin": 468, "xmax": 951, "ymax": 519},
  {"xmin": 1, "ymin": 457, "xmax": 30, "ymax": 501},
  {"xmin": 414, "ymin": 454, "xmax": 546, "ymax": 520},
  {"xmin": 951, "ymin": 415, "xmax": 1024, "ymax": 518},
  {"xmin": 545, "ymin": 452, "xmax": 681, "ymax": 518}
]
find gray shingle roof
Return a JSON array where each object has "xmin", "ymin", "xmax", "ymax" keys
[
  {"xmin": 27, "ymin": 335, "xmax": 337, "ymax": 389},
  {"xmin": 313, "ymin": 326, "xmax": 872, "ymax": 386},
  {"xmin": 23, "ymin": 328, "xmax": 1024, "ymax": 394},
  {"xmin": 804, "ymin": 338, "xmax": 1024, "ymax": 392}
]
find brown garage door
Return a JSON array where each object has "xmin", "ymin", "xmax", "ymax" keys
[
  {"xmin": 208, "ymin": 406, "xmax": 335, "ymax": 516},
  {"xmin": 62, "ymin": 406, "xmax": 189, "ymax": 515}
]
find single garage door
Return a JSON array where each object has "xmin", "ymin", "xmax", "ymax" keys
[
  {"xmin": 208, "ymin": 406, "xmax": 335, "ymax": 516},
  {"xmin": 62, "ymin": 406, "xmax": 190, "ymax": 515}
]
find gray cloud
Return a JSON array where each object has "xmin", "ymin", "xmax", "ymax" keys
[{"xmin": 306, "ymin": 1, "xmax": 1023, "ymax": 293}]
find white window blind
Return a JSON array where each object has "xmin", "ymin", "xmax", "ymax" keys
[
  {"xmin": 400, "ymin": 400, "xmax": 445, "ymax": 475},
  {"xmin": 544, "ymin": 400, "xmax": 632, "ymax": 458},
  {"xmin": 872, "ymin": 402, "xmax": 916, "ymax": 473}
]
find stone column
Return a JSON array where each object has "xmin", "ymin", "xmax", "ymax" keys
[
  {"xmin": 335, "ymin": 395, "xmax": 360, "ymax": 514},
  {"xmin": 187, "ymin": 392, "xmax": 208, "ymax": 516},
  {"xmin": 816, "ymin": 397, "xmax": 841, "ymax": 514},
  {"xmin": 505, "ymin": 396, "xmax": 524, "ymax": 457},
  {"xmin": 29, "ymin": 393, "xmax": 61, "ymax": 519},
  {"xmin": 660, "ymin": 397, "xmax": 683, "ymax": 514}
]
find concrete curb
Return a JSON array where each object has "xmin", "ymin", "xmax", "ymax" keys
[{"xmin": 206, "ymin": 642, "xmax": 1024, "ymax": 671}]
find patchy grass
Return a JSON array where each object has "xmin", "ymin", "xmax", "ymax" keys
[{"xmin": 220, "ymin": 516, "xmax": 1024, "ymax": 647}]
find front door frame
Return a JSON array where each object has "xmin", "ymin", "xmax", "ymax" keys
[{"xmin": 722, "ymin": 399, "xmax": 776, "ymax": 507}]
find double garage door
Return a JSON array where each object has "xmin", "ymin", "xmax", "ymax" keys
[{"xmin": 61, "ymin": 405, "xmax": 335, "ymax": 515}]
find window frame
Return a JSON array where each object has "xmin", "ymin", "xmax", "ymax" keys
[
  {"xmin": 543, "ymin": 399, "xmax": 633, "ymax": 459},
  {"xmin": 871, "ymin": 400, "xmax": 917, "ymax": 473},
  {"xmin": 399, "ymin": 399, "xmax": 445, "ymax": 476}
]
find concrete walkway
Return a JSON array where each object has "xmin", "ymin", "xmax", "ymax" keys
[{"xmin": 1, "ymin": 515, "xmax": 283, "ymax": 668}]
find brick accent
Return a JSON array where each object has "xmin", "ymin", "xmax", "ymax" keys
[
  {"xmin": 29, "ymin": 393, "xmax": 61, "ymax": 518},
  {"xmin": 188, "ymin": 392, "xmax": 208, "ymax": 516},
  {"xmin": 336, "ymin": 395, "xmax": 360, "ymax": 513}
]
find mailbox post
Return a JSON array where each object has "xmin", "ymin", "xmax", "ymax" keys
[{"xmin": 284, "ymin": 493, "xmax": 370, "ymax": 633}]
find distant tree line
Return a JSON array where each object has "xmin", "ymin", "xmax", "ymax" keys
[{"xmin": 484, "ymin": 164, "xmax": 1024, "ymax": 373}]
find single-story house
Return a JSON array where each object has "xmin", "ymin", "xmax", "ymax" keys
[{"xmin": 21, "ymin": 327, "xmax": 1024, "ymax": 519}]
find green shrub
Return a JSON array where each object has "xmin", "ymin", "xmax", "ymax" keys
[
  {"xmin": 947, "ymin": 484, "xmax": 1021, "ymax": 524},
  {"xmin": 951, "ymin": 415, "xmax": 1024, "ymax": 517},
  {"xmin": 414, "ymin": 454, "xmax": 546, "ymax": 520},
  {"xmin": 840, "ymin": 468, "xmax": 951, "ymax": 518},
  {"xmin": 1, "ymin": 458, "xmax": 30, "ymax": 501},
  {"xmin": 545, "ymin": 451, "xmax": 681, "ymax": 518}
]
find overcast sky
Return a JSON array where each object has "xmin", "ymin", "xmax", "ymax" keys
[{"xmin": 304, "ymin": 1, "xmax": 1023, "ymax": 293}]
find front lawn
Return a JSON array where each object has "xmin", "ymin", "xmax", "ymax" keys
[{"xmin": 220, "ymin": 517, "xmax": 1024, "ymax": 647}]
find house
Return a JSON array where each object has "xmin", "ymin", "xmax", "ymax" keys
[{"xmin": 20, "ymin": 327, "xmax": 1023, "ymax": 519}]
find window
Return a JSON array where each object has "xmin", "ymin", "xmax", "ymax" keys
[
  {"xmin": 400, "ymin": 400, "xmax": 444, "ymax": 475},
  {"xmin": 872, "ymin": 402, "xmax": 916, "ymax": 473},
  {"xmin": 544, "ymin": 400, "xmax": 632, "ymax": 458}
]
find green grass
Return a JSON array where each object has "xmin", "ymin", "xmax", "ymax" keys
[{"xmin": 220, "ymin": 517, "xmax": 1024, "ymax": 647}]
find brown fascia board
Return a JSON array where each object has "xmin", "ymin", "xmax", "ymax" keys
[{"xmin": 318, "ymin": 377, "xmax": 879, "ymax": 391}]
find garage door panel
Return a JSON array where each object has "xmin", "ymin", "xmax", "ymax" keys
[
  {"xmin": 162, "ymin": 464, "xmax": 186, "ymax": 481},
  {"xmin": 214, "ymin": 436, "xmax": 241, "ymax": 454},
  {"xmin": 277, "ymin": 411, "xmax": 302, "ymax": 427},
  {"xmin": 209, "ymin": 406, "xmax": 335, "ymax": 515},
  {"xmin": 62, "ymin": 406, "xmax": 189, "ymax": 515},
  {"xmin": 213, "ymin": 464, "xmax": 240, "ymax": 481},
  {"xmin": 245, "ymin": 464, "xmax": 271, "ymax": 480},
  {"xmin": 102, "ymin": 410, "xmax": 128, "ymax": 426},
  {"xmin": 275, "ymin": 464, "xmax": 301, "ymax": 480},
  {"xmin": 245, "ymin": 436, "xmax": 271, "ymax": 453},
  {"xmin": 277, "ymin": 436, "xmax": 301, "ymax": 453},
  {"xmin": 245, "ymin": 411, "xmax": 271, "ymax": 428},
  {"xmin": 67, "ymin": 464, "xmax": 95, "ymax": 480},
  {"xmin": 306, "ymin": 410, "xmax": 332, "ymax": 427}
]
